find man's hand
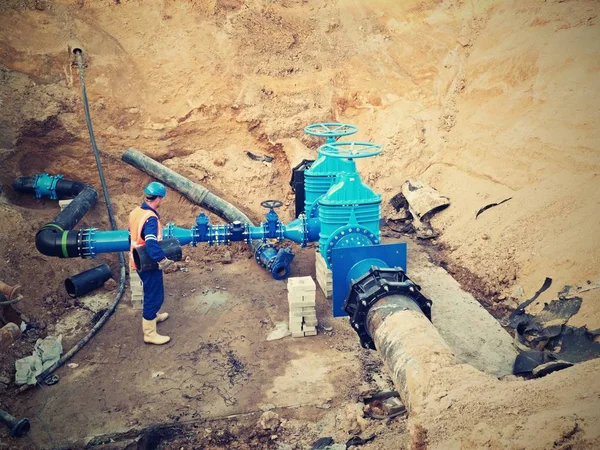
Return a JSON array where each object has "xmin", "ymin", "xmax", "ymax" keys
[{"xmin": 158, "ymin": 257, "xmax": 174, "ymax": 271}]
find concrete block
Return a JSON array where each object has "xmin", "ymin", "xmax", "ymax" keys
[
  {"xmin": 288, "ymin": 299, "xmax": 316, "ymax": 308},
  {"xmin": 131, "ymin": 299, "xmax": 143, "ymax": 310},
  {"xmin": 59, "ymin": 199, "xmax": 73, "ymax": 211},
  {"xmin": 315, "ymin": 252, "xmax": 332, "ymax": 299},
  {"xmin": 287, "ymin": 276, "xmax": 316, "ymax": 293},
  {"xmin": 303, "ymin": 329, "xmax": 317, "ymax": 336},
  {"xmin": 289, "ymin": 307, "xmax": 317, "ymax": 316},
  {"xmin": 291, "ymin": 331, "xmax": 305, "ymax": 338}
]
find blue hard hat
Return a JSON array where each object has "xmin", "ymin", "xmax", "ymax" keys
[{"xmin": 143, "ymin": 181, "xmax": 166, "ymax": 198}]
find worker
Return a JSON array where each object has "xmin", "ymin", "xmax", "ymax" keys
[{"xmin": 129, "ymin": 181, "xmax": 174, "ymax": 345}]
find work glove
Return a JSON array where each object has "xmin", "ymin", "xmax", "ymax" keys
[{"xmin": 158, "ymin": 257, "xmax": 174, "ymax": 271}]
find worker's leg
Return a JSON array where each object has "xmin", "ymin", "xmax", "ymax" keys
[
  {"xmin": 139, "ymin": 269, "xmax": 164, "ymax": 320},
  {"xmin": 138, "ymin": 269, "xmax": 170, "ymax": 345}
]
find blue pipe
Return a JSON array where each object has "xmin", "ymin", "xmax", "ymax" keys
[
  {"xmin": 87, "ymin": 216, "xmax": 320, "ymax": 255},
  {"xmin": 81, "ymin": 214, "xmax": 321, "ymax": 279}
]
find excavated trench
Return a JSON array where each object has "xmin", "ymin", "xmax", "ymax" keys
[{"xmin": 1, "ymin": 1, "xmax": 599, "ymax": 449}]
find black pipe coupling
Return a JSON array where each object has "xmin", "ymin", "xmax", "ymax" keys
[{"xmin": 343, "ymin": 267, "xmax": 432, "ymax": 350}]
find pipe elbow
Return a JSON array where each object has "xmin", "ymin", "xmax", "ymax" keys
[
  {"xmin": 35, "ymin": 227, "xmax": 80, "ymax": 258},
  {"xmin": 35, "ymin": 228, "xmax": 61, "ymax": 257}
]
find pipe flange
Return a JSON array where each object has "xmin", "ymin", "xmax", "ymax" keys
[
  {"xmin": 343, "ymin": 266, "xmax": 432, "ymax": 350},
  {"xmin": 254, "ymin": 243, "xmax": 275, "ymax": 267},
  {"xmin": 79, "ymin": 227, "xmax": 97, "ymax": 258},
  {"xmin": 165, "ymin": 222, "xmax": 175, "ymax": 238},
  {"xmin": 324, "ymin": 225, "xmax": 379, "ymax": 267}
]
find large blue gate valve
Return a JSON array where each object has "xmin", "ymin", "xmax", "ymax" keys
[{"xmin": 304, "ymin": 123, "xmax": 358, "ymax": 144}]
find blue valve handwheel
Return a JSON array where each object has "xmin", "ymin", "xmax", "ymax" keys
[
  {"xmin": 318, "ymin": 141, "xmax": 382, "ymax": 159},
  {"xmin": 304, "ymin": 123, "xmax": 358, "ymax": 138}
]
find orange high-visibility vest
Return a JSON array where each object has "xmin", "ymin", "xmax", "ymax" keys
[{"xmin": 128, "ymin": 206, "xmax": 163, "ymax": 270}]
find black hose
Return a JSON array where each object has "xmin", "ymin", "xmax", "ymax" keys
[
  {"xmin": 0, "ymin": 293, "xmax": 21, "ymax": 306},
  {"xmin": 122, "ymin": 147, "xmax": 260, "ymax": 252},
  {"xmin": 19, "ymin": 50, "xmax": 127, "ymax": 392}
]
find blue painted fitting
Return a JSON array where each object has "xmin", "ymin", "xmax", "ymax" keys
[
  {"xmin": 306, "ymin": 217, "xmax": 321, "ymax": 242},
  {"xmin": 283, "ymin": 215, "xmax": 308, "ymax": 246},
  {"xmin": 210, "ymin": 224, "xmax": 230, "ymax": 246},
  {"xmin": 255, "ymin": 243, "xmax": 277, "ymax": 267},
  {"xmin": 321, "ymin": 224, "xmax": 379, "ymax": 269},
  {"xmin": 33, "ymin": 173, "xmax": 64, "ymax": 200},
  {"xmin": 346, "ymin": 258, "xmax": 388, "ymax": 287},
  {"xmin": 231, "ymin": 221, "xmax": 244, "ymax": 241},
  {"xmin": 265, "ymin": 209, "xmax": 279, "ymax": 237},
  {"xmin": 195, "ymin": 213, "xmax": 209, "ymax": 243},
  {"xmin": 87, "ymin": 229, "xmax": 129, "ymax": 255},
  {"xmin": 270, "ymin": 247, "xmax": 295, "ymax": 280},
  {"xmin": 254, "ymin": 243, "xmax": 295, "ymax": 279},
  {"xmin": 168, "ymin": 226, "xmax": 194, "ymax": 246},
  {"xmin": 79, "ymin": 227, "xmax": 97, "ymax": 258}
]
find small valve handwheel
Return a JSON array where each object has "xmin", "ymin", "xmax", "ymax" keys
[{"xmin": 260, "ymin": 200, "xmax": 283, "ymax": 209}]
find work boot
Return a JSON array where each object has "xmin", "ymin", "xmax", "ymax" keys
[
  {"xmin": 142, "ymin": 318, "xmax": 170, "ymax": 345},
  {"xmin": 156, "ymin": 312, "xmax": 169, "ymax": 323}
]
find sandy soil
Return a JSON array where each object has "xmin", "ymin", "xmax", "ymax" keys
[{"xmin": 1, "ymin": 0, "xmax": 599, "ymax": 449}]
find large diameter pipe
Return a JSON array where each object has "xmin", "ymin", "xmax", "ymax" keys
[
  {"xmin": 122, "ymin": 148, "xmax": 257, "ymax": 235},
  {"xmin": 366, "ymin": 296, "xmax": 459, "ymax": 413}
]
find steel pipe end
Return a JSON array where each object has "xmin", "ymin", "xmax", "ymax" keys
[{"xmin": 10, "ymin": 418, "xmax": 30, "ymax": 438}]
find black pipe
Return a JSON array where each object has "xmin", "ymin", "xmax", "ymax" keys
[
  {"xmin": 133, "ymin": 238, "xmax": 183, "ymax": 272},
  {"xmin": 13, "ymin": 176, "xmax": 98, "ymax": 258},
  {"xmin": 0, "ymin": 407, "xmax": 30, "ymax": 438},
  {"xmin": 65, "ymin": 264, "xmax": 113, "ymax": 298},
  {"xmin": 12, "ymin": 177, "xmax": 89, "ymax": 199}
]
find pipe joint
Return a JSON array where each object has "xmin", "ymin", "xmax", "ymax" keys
[
  {"xmin": 33, "ymin": 173, "xmax": 64, "ymax": 199},
  {"xmin": 343, "ymin": 266, "xmax": 432, "ymax": 350}
]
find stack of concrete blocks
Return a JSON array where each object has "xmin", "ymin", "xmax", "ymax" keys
[
  {"xmin": 58, "ymin": 199, "xmax": 73, "ymax": 211},
  {"xmin": 130, "ymin": 269, "xmax": 143, "ymax": 310},
  {"xmin": 315, "ymin": 250, "xmax": 332, "ymax": 299},
  {"xmin": 288, "ymin": 276, "xmax": 318, "ymax": 337}
]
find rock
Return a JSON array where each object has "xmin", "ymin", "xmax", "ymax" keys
[
  {"xmin": 0, "ymin": 376, "xmax": 10, "ymax": 385},
  {"xmin": 67, "ymin": 363, "xmax": 79, "ymax": 369},
  {"xmin": 258, "ymin": 411, "xmax": 280, "ymax": 431},
  {"xmin": 213, "ymin": 157, "xmax": 227, "ymax": 167},
  {"xmin": 337, "ymin": 403, "xmax": 367, "ymax": 435},
  {"xmin": 0, "ymin": 322, "xmax": 21, "ymax": 350},
  {"xmin": 222, "ymin": 251, "xmax": 232, "ymax": 264},
  {"xmin": 104, "ymin": 278, "xmax": 118, "ymax": 291}
]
